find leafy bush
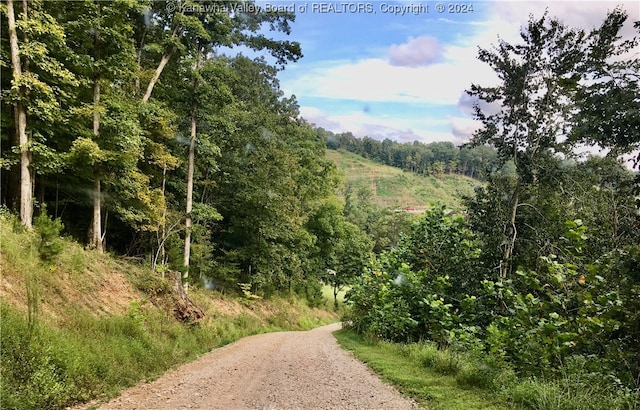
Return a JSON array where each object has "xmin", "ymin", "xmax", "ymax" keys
[
  {"xmin": 345, "ymin": 213, "xmax": 640, "ymax": 396},
  {"xmin": 33, "ymin": 205, "xmax": 64, "ymax": 262},
  {"xmin": 345, "ymin": 207, "xmax": 483, "ymax": 343}
]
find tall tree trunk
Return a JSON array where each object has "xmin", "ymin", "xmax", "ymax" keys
[
  {"xmin": 183, "ymin": 45, "xmax": 203, "ymax": 291},
  {"xmin": 92, "ymin": 173, "xmax": 103, "ymax": 252},
  {"xmin": 183, "ymin": 109, "xmax": 196, "ymax": 290},
  {"xmin": 90, "ymin": 79, "xmax": 102, "ymax": 251},
  {"xmin": 90, "ymin": 17, "xmax": 103, "ymax": 251},
  {"xmin": 142, "ymin": 46, "xmax": 176, "ymax": 102},
  {"xmin": 7, "ymin": 0, "xmax": 32, "ymax": 228},
  {"xmin": 153, "ymin": 165, "xmax": 168, "ymax": 273}
]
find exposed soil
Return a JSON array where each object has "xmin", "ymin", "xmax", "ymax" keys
[{"xmin": 74, "ymin": 323, "xmax": 416, "ymax": 410}]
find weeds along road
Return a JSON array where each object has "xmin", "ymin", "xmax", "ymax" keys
[{"xmin": 77, "ymin": 322, "xmax": 416, "ymax": 410}]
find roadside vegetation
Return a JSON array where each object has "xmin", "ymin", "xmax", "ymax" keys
[
  {"xmin": 335, "ymin": 329, "xmax": 510, "ymax": 410},
  {"xmin": 336, "ymin": 328, "xmax": 638, "ymax": 410},
  {"xmin": 0, "ymin": 212, "xmax": 338, "ymax": 409},
  {"xmin": 2, "ymin": 1, "xmax": 639, "ymax": 409},
  {"xmin": 342, "ymin": 8, "xmax": 640, "ymax": 410}
]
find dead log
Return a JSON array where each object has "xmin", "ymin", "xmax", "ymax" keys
[{"xmin": 167, "ymin": 270, "xmax": 205, "ymax": 325}]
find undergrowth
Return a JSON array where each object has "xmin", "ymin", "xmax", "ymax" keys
[
  {"xmin": 336, "ymin": 328, "xmax": 640, "ymax": 410},
  {"xmin": 0, "ymin": 213, "xmax": 338, "ymax": 409}
]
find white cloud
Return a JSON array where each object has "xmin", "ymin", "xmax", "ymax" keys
[
  {"xmin": 283, "ymin": 56, "xmax": 497, "ymax": 106},
  {"xmin": 300, "ymin": 106, "xmax": 458, "ymax": 144},
  {"xmin": 299, "ymin": 106, "xmax": 341, "ymax": 130},
  {"xmin": 457, "ymin": 91, "xmax": 502, "ymax": 117},
  {"xmin": 388, "ymin": 36, "xmax": 443, "ymax": 67},
  {"xmin": 490, "ymin": 1, "xmax": 639, "ymax": 39},
  {"xmin": 449, "ymin": 116, "xmax": 482, "ymax": 141},
  {"xmin": 285, "ymin": 1, "xmax": 640, "ymax": 148}
]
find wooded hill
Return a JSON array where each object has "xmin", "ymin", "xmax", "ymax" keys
[
  {"xmin": 0, "ymin": 0, "xmax": 365, "ymax": 298},
  {"xmin": 320, "ymin": 127, "xmax": 510, "ymax": 179},
  {"xmin": 326, "ymin": 149, "xmax": 480, "ymax": 210}
]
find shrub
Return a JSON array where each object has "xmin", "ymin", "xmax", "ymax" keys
[{"xmin": 34, "ymin": 205, "xmax": 64, "ymax": 263}]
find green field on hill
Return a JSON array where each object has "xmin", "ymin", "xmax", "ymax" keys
[{"xmin": 326, "ymin": 149, "xmax": 481, "ymax": 210}]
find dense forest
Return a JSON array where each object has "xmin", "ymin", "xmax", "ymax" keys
[
  {"xmin": 2, "ymin": 0, "xmax": 640, "ymax": 407},
  {"xmin": 0, "ymin": 0, "xmax": 374, "ymax": 300}
]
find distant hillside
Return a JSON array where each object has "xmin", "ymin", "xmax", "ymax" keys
[{"xmin": 326, "ymin": 149, "xmax": 482, "ymax": 210}]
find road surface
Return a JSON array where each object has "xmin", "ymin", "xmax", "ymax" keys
[{"xmin": 76, "ymin": 322, "xmax": 416, "ymax": 409}]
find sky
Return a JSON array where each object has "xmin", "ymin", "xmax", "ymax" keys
[{"xmin": 253, "ymin": 0, "xmax": 639, "ymax": 149}]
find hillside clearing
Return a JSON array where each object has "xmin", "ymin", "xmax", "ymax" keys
[{"xmin": 326, "ymin": 149, "xmax": 481, "ymax": 210}]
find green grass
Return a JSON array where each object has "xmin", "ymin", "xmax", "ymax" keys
[
  {"xmin": 321, "ymin": 284, "xmax": 349, "ymax": 307},
  {"xmin": 0, "ymin": 213, "xmax": 339, "ymax": 409},
  {"xmin": 334, "ymin": 329, "xmax": 511, "ymax": 410},
  {"xmin": 334, "ymin": 328, "xmax": 640, "ymax": 410},
  {"xmin": 326, "ymin": 149, "xmax": 481, "ymax": 210}
]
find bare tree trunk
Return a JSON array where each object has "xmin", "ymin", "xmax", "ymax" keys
[
  {"xmin": 7, "ymin": 0, "xmax": 32, "ymax": 228},
  {"xmin": 153, "ymin": 165, "xmax": 168, "ymax": 273},
  {"xmin": 90, "ymin": 17, "xmax": 103, "ymax": 252},
  {"xmin": 183, "ymin": 112, "xmax": 195, "ymax": 289},
  {"xmin": 500, "ymin": 180, "xmax": 520, "ymax": 278},
  {"xmin": 183, "ymin": 45, "xmax": 203, "ymax": 291},
  {"xmin": 142, "ymin": 46, "xmax": 176, "ymax": 103},
  {"xmin": 141, "ymin": 26, "xmax": 180, "ymax": 102},
  {"xmin": 92, "ymin": 173, "xmax": 103, "ymax": 252}
]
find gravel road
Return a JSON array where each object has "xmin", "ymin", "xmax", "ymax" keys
[{"xmin": 81, "ymin": 322, "xmax": 417, "ymax": 410}]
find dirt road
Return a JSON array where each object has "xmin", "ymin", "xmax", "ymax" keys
[{"xmin": 79, "ymin": 323, "xmax": 416, "ymax": 410}]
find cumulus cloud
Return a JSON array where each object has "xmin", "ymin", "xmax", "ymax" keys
[
  {"xmin": 449, "ymin": 117, "xmax": 482, "ymax": 142},
  {"xmin": 299, "ymin": 106, "xmax": 341, "ymax": 130},
  {"xmin": 298, "ymin": 106, "xmax": 456, "ymax": 145},
  {"xmin": 456, "ymin": 92, "xmax": 502, "ymax": 117},
  {"xmin": 388, "ymin": 36, "xmax": 443, "ymax": 67},
  {"xmin": 491, "ymin": 1, "xmax": 639, "ymax": 40},
  {"xmin": 358, "ymin": 123, "xmax": 423, "ymax": 142},
  {"xmin": 282, "ymin": 57, "xmax": 495, "ymax": 106}
]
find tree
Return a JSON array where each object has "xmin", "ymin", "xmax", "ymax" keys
[
  {"xmin": 306, "ymin": 198, "xmax": 372, "ymax": 305},
  {"xmin": 3, "ymin": 0, "xmax": 76, "ymax": 227},
  {"xmin": 467, "ymin": 12, "xmax": 589, "ymax": 278},
  {"xmin": 570, "ymin": 11, "xmax": 639, "ymax": 167},
  {"xmin": 5, "ymin": 0, "xmax": 31, "ymax": 227},
  {"xmin": 147, "ymin": 3, "xmax": 302, "ymax": 285},
  {"xmin": 62, "ymin": 0, "xmax": 144, "ymax": 251}
]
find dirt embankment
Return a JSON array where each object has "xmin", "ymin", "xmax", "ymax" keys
[{"xmin": 74, "ymin": 323, "xmax": 416, "ymax": 410}]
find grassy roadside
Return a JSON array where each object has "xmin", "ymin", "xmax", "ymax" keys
[
  {"xmin": 334, "ymin": 328, "xmax": 640, "ymax": 410},
  {"xmin": 334, "ymin": 328, "xmax": 511, "ymax": 410},
  {"xmin": 0, "ymin": 214, "xmax": 339, "ymax": 409}
]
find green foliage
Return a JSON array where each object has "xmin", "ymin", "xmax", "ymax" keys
[
  {"xmin": 334, "ymin": 329, "xmax": 512, "ymax": 410},
  {"xmin": 322, "ymin": 129, "xmax": 500, "ymax": 181},
  {"xmin": 346, "ymin": 213, "xmax": 640, "ymax": 394},
  {"xmin": 238, "ymin": 283, "xmax": 262, "ymax": 300},
  {"xmin": 33, "ymin": 204, "xmax": 64, "ymax": 262},
  {"xmin": 570, "ymin": 8, "xmax": 640, "ymax": 165},
  {"xmin": 0, "ymin": 291, "xmax": 337, "ymax": 410},
  {"xmin": 345, "ymin": 207, "xmax": 483, "ymax": 343},
  {"xmin": 336, "ymin": 328, "xmax": 639, "ymax": 410}
]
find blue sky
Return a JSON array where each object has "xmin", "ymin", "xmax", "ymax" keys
[{"xmin": 254, "ymin": 0, "xmax": 639, "ymax": 147}]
